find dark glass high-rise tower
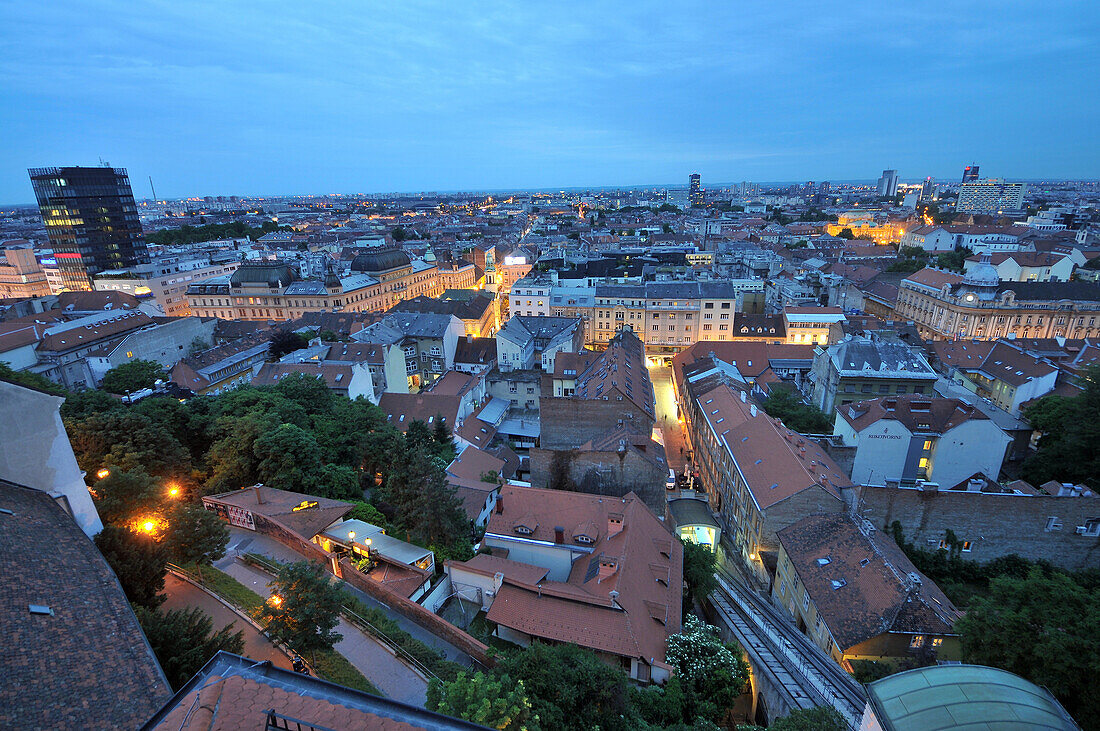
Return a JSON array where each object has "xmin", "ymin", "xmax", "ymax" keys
[
  {"xmin": 29, "ymin": 166, "xmax": 149, "ymax": 291},
  {"xmin": 962, "ymin": 165, "xmax": 979, "ymax": 184},
  {"xmin": 688, "ymin": 173, "xmax": 703, "ymax": 207}
]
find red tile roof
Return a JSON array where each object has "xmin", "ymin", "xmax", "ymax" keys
[
  {"xmin": 838, "ymin": 395, "xmax": 988, "ymax": 434},
  {"xmin": 378, "ymin": 392, "xmax": 460, "ymax": 433}
]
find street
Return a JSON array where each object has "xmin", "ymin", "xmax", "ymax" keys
[{"xmin": 649, "ymin": 365, "xmax": 692, "ymax": 475}]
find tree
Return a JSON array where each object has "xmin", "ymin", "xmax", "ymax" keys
[
  {"xmin": 93, "ymin": 468, "xmax": 163, "ymax": 526},
  {"xmin": 432, "ymin": 413, "xmax": 455, "ymax": 459},
  {"xmin": 66, "ymin": 411, "xmax": 191, "ymax": 478},
  {"xmin": 494, "ymin": 642, "xmax": 638, "ymax": 731},
  {"xmin": 382, "ymin": 446, "xmax": 470, "ymax": 551},
  {"xmin": 135, "ymin": 605, "xmax": 244, "ymax": 690},
  {"xmin": 0, "ymin": 361, "xmax": 65, "ymax": 395},
  {"xmin": 760, "ymin": 388, "xmax": 833, "ymax": 434},
  {"xmin": 347, "ymin": 501, "xmax": 387, "ymax": 529},
  {"xmin": 391, "ymin": 226, "xmax": 408, "ymax": 242},
  {"xmin": 1021, "ymin": 366, "xmax": 1100, "ymax": 487},
  {"xmin": 99, "ymin": 359, "xmax": 167, "ymax": 394},
  {"xmin": 935, "ymin": 246, "xmax": 973, "ymax": 273},
  {"xmin": 666, "ymin": 616, "xmax": 750, "ymax": 721},
  {"xmin": 681, "ymin": 539, "xmax": 718, "ymax": 609},
  {"xmin": 955, "ymin": 567, "xmax": 1100, "ymax": 721},
  {"xmin": 273, "ymin": 372, "xmax": 335, "ymax": 415},
  {"xmin": 60, "ymin": 388, "xmax": 123, "ymax": 419},
  {"xmin": 95, "ymin": 525, "xmax": 168, "ymax": 609},
  {"xmin": 268, "ymin": 329, "xmax": 309, "ymax": 359},
  {"xmin": 837, "ymin": 228, "xmax": 855, "ymax": 239},
  {"xmin": 253, "ymin": 423, "xmax": 323, "ymax": 491},
  {"xmin": 162, "ymin": 503, "xmax": 229, "ymax": 566},
  {"xmin": 427, "ymin": 671, "xmax": 539, "ymax": 730},
  {"xmin": 259, "ymin": 561, "xmax": 344, "ymax": 657}
]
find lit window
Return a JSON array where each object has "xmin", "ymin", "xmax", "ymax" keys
[
  {"xmin": 923, "ymin": 440, "xmax": 932, "ymax": 450},
  {"xmin": 125, "ymin": 351, "xmax": 133, "ymax": 358},
  {"xmin": 961, "ymin": 541, "xmax": 973, "ymax": 552},
  {"xmin": 919, "ymin": 457, "xmax": 929, "ymax": 469},
  {"xmin": 909, "ymin": 635, "xmax": 925, "ymax": 649},
  {"xmin": 932, "ymin": 637, "xmax": 944, "ymax": 648}
]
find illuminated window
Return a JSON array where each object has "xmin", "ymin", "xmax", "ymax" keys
[
  {"xmin": 961, "ymin": 541, "xmax": 973, "ymax": 552},
  {"xmin": 919, "ymin": 457, "xmax": 929, "ymax": 469},
  {"xmin": 931, "ymin": 638, "xmax": 944, "ymax": 648},
  {"xmin": 923, "ymin": 440, "xmax": 932, "ymax": 450},
  {"xmin": 909, "ymin": 635, "xmax": 925, "ymax": 649},
  {"xmin": 126, "ymin": 351, "xmax": 133, "ymax": 358}
]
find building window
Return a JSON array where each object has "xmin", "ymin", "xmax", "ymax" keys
[
  {"xmin": 909, "ymin": 635, "xmax": 925, "ymax": 649},
  {"xmin": 932, "ymin": 638, "xmax": 944, "ymax": 648},
  {"xmin": 961, "ymin": 541, "xmax": 973, "ymax": 552}
]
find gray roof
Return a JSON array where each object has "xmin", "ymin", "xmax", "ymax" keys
[
  {"xmin": 667, "ymin": 497, "xmax": 720, "ymax": 529},
  {"xmin": 994, "ymin": 280, "xmax": 1100, "ymax": 302},
  {"xmin": 866, "ymin": 664, "xmax": 1079, "ymax": 731},
  {"xmin": 830, "ymin": 337, "xmax": 937, "ymax": 379}
]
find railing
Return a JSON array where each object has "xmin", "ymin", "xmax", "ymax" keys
[{"xmin": 265, "ymin": 709, "xmax": 340, "ymax": 731}]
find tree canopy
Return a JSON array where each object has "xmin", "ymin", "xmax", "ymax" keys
[
  {"xmin": 145, "ymin": 220, "xmax": 284, "ymax": 245},
  {"xmin": 95, "ymin": 525, "xmax": 168, "ymax": 609},
  {"xmin": 1021, "ymin": 366, "xmax": 1100, "ymax": 488},
  {"xmin": 99, "ymin": 359, "xmax": 167, "ymax": 394},
  {"xmin": 427, "ymin": 671, "xmax": 538, "ymax": 730},
  {"xmin": 135, "ymin": 605, "xmax": 244, "ymax": 690},
  {"xmin": 759, "ymin": 388, "xmax": 833, "ymax": 434},
  {"xmin": 259, "ymin": 561, "xmax": 345, "ymax": 656}
]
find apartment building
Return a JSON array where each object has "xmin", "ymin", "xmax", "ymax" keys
[
  {"xmin": 0, "ymin": 243, "xmax": 51, "ymax": 299},
  {"xmin": 93, "ymin": 256, "xmax": 240, "ymax": 316},
  {"xmin": 808, "ymin": 335, "xmax": 939, "ymax": 412},
  {"xmin": 956, "ymin": 179, "xmax": 1026, "ymax": 214},
  {"xmin": 681, "ymin": 381, "xmax": 850, "ymax": 582}
]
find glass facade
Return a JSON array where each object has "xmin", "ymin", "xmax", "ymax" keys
[{"xmin": 29, "ymin": 166, "xmax": 150, "ymax": 291}]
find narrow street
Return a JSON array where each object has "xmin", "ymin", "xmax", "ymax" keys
[{"xmin": 649, "ymin": 365, "xmax": 692, "ymax": 475}]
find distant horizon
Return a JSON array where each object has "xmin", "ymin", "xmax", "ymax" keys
[
  {"xmin": 4, "ymin": 174, "xmax": 1095, "ymax": 210},
  {"xmin": 2, "ymin": 2, "xmax": 1097, "ymax": 204}
]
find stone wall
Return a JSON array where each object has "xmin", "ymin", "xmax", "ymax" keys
[
  {"xmin": 856, "ymin": 485, "xmax": 1100, "ymax": 571},
  {"xmin": 529, "ymin": 446, "xmax": 666, "ymax": 513}
]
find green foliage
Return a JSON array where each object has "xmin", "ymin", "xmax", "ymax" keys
[
  {"xmin": 494, "ymin": 642, "xmax": 638, "ymax": 731},
  {"xmin": 95, "ymin": 525, "xmax": 168, "ymax": 609},
  {"xmin": 145, "ymin": 220, "xmax": 283, "ymax": 245},
  {"xmin": 760, "ymin": 388, "xmax": 833, "ymax": 434},
  {"xmin": 737, "ymin": 705, "xmax": 847, "ymax": 731},
  {"xmin": 956, "ymin": 567, "xmax": 1100, "ymax": 722},
  {"xmin": 60, "ymin": 389, "xmax": 123, "ymax": 419},
  {"xmin": 134, "ymin": 605, "xmax": 244, "ymax": 690},
  {"xmin": 427, "ymin": 671, "xmax": 539, "ymax": 730},
  {"xmin": 837, "ymin": 228, "xmax": 855, "ymax": 239},
  {"xmin": 935, "ymin": 246, "xmax": 973, "ymax": 273},
  {"xmin": 0, "ymin": 361, "xmax": 65, "ymax": 394},
  {"xmin": 93, "ymin": 468, "xmax": 163, "ymax": 525},
  {"xmin": 887, "ymin": 247, "xmax": 930, "ymax": 273},
  {"xmin": 681, "ymin": 539, "xmax": 717, "ymax": 609},
  {"xmin": 391, "ymin": 225, "xmax": 408, "ymax": 241},
  {"xmin": 1021, "ymin": 366, "xmax": 1100, "ymax": 488},
  {"xmin": 162, "ymin": 503, "xmax": 229, "ymax": 565},
  {"xmin": 99, "ymin": 359, "xmax": 167, "ymax": 394},
  {"xmin": 66, "ymin": 411, "xmax": 190, "ymax": 478},
  {"xmin": 379, "ymin": 445, "xmax": 470, "ymax": 552},
  {"xmin": 346, "ymin": 501, "xmax": 388, "ymax": 529},
  {"xmin": 259, "ymin": 561, "xmax": 345, "ymax": 655},
  {"xmin": 254, "ymin": 423, "xmax": 324, "ymax": 491},
  {"xmin": 268, "ymin": 329, "xmax": 310, "ymax": 359},
  {"xmin": 666, "ymin": 616, "xmax": 750, "ymax": 721}
]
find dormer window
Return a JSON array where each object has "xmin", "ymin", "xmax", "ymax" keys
[
  {"xmin": 575, "ymin": 535, "xmax": 593, "ymax": 544},
  {"xmin": 515, "ymin": 525, "xmax": 532, "ymax": 535}
]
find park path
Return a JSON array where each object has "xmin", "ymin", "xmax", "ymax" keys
[
  {"xmin": 219, "ymin": 558, "xmax": 429, "ymax": 707},
  {"xmin": 161, "ymin": 573, "xmax": 294, "ymax": 671},
  {"xmin": 221, "ymin": 528, "xmax": 479, "ymax": 669}
]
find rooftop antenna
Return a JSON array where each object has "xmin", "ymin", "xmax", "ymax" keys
[
  {"xmin": 148, "ymin": 176, "xmax": 158, "ymax": 203},
  {"xmin": 98, "ymin": 157, "xmax": 110, "ymax": 167}
]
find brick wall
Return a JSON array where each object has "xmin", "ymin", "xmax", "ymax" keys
[
  {"xmin": 539, "ymin": 396, "xmax": 654, "ymax": 449},
  {"xmin": 253, "ymin": 514, "xmax": 333, "ymax": 565},
  {"xmin": 338, "ymin": 557, "xmax": 494, "ymax": 668},
  {"xmin": 529, "ymin": 446, "xmax": 666, "ymax": 512},
  {"xmin": 856, "ymin": 485, "xmax": 1100, "ymax": 571}
]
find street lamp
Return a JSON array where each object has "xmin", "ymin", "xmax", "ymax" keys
[
  {"xmin": 96, "ymin": 468, "xmax": 111, "ymax": 480},
  {"xmin": 141, "ymin": 520, "xmax": 156, "ymax": 534},
  {"xmin": 347, "ymin": 530, "xmax": 355, "ymax": 541},
  {"xmin": 269, "ymin": 594, "xmax": 283, "ymax": 608},
  {"xmin": 168, "ymin": 484, "xmax": 180, "ymax": 498}
]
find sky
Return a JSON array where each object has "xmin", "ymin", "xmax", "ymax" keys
[{"xmin": 1, "ymin": 1, "xmax": 1098, "ymax": 203}]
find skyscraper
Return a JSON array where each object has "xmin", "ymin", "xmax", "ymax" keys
[
  {"xmin": 920, "ymin": 177, "xmax": 936, "ymax": 201},
  {"xmin": 29, "ymin": 166, "xmax": 149, "ymax": 291},
  {"xmin": 876, "ymin": 169, "xmax": 899, "ymax": 197},
  {"xmin": 689, "ymin": 173, "xmax": 703, "ymax": 207},
  {"xmin": 962, "ymin": 165, "xmax": 979, "ymax": 184}
]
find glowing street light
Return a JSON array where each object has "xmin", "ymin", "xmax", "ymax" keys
[
  {"xmin": 168, "ymin": 484, "xmax": 180, "ymax": 498},
  {"xmin": 269, "ymin": 595, "xmax": 283, "ymax": 608},
  {"xmin": 347, "ymin": 530, "xmax": 356, "ymax": 541},
  {"xmin": 96, "ymin": 468, "xmax": 111, "ymax": 480},
  {"xmin": 141, "ymin": 520, "xmax": 156, "ymax": 534}
]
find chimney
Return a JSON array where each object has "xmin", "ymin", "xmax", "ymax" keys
[
  {"xmin": 252, "ymin": 483, "xmax": 265, "ymax": 504},
  {"xmin": 554, "ymin": 526, "xmax": 565, "ymax": 544},
  {"xmin": 607, "ymin": 513, "xmax": 624, "ymax": 538},
  {"xmin": 495, "ymin": 495, "xmax": 504, "ymax": 514}
]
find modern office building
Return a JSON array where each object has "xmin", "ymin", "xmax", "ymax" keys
[
  {"xmin": 920, "ymin": 176, "xmax": 936, "ymax": 201},
  {"xmin": 876, "ymin": 169, "xmax": 899, "ymax": 197},
  {"xmin": 961, "ymin": 164, "xmax": 980, "ymax": 183},
  {"xmin": 956, "ymin": 179, "xmax": 1026, "ymax": 214},
  {"xmin": 28, "ymin": 166, "xmax": 149, "ymax": 291},
  {"xmin": 689, "ymin": 173, "xmax": 703, "ymax": 207}
]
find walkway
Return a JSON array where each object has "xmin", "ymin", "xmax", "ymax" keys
[
  {"xmin": 162, "ymin": 573, "xmax": 294, "ymax": 671},
  {"xmin": 222, "ymin": 528, "xmax": 479, "ymax": 669},
  {"xmin": 220, "ymin": 557, "xmax": 429, "ymax": 707}
]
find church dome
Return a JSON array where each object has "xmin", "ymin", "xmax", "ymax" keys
[{"xmin": 350, "ymin": 248, "xmax": 411, "ymax": 274}]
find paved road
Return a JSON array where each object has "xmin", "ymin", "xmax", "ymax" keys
[
  {"xmin": 649, "ymin": 366, "xmax": 692, "ymax": 475},
  {"xmin": 221, "ymin": 558, "xmax": 429, "ymax": 707},
  {"xmin": 222, "ymin": 528, "xmax": 479, "ymax": 669},
  {"xmin": 162, "ymin": 573, "xmax": 294, "ymax": 671}
]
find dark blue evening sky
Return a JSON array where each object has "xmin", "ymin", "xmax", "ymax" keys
[{"xmin": 1, "ymin": 1, "xmax": 1097, "ymax": 202}]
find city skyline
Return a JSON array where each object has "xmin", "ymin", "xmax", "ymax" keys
[{"xmin": 1, "ymin": 2, "xmax": 1097, "ymax": 203}]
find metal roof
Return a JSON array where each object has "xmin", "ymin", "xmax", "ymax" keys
[{"xmin": 866, "ymin": 664, "xmax": 1079, "ymax": 731}]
